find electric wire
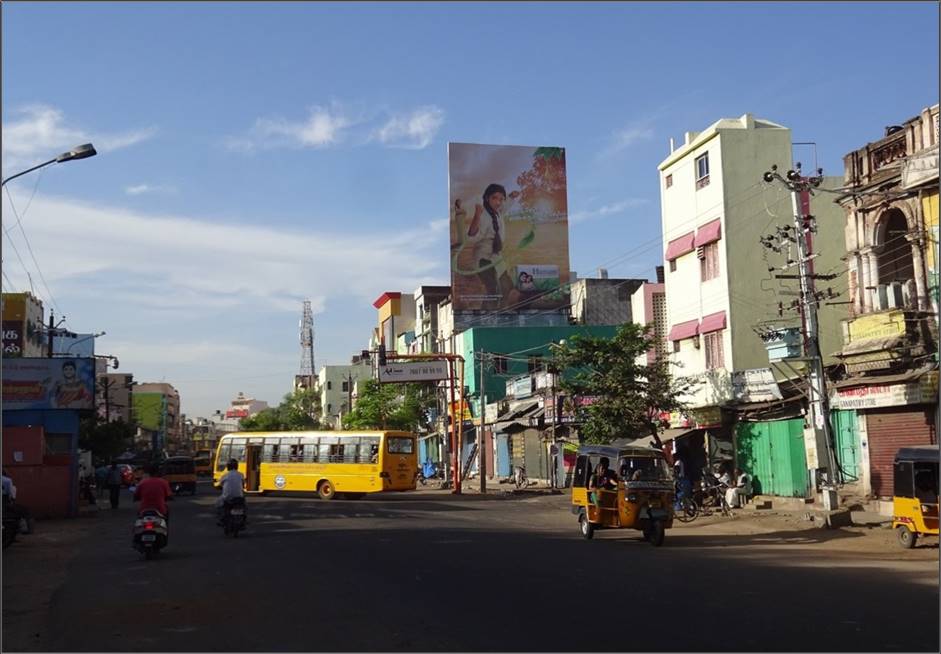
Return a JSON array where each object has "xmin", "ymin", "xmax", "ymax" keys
[{"xmin": 3, "ymin": 185, "xmax": 61, "ymax": 315}]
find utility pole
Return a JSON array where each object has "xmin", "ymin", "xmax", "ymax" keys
[
  {"xmin": 478, "ymin": 350, "xmax": 487, "ymax": 494},
  {"xmin": 47, "ymin": 311, "xmax": 54, "ymax": 357},
  {"xmin": 763, "ymin": 164, "xmax": 840, "ymax": 503}
]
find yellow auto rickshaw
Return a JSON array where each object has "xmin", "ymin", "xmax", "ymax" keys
[
  {"xmin": 571, "ymin": 444, "xmax": 675, "ymax": 546},
  {"xmin": 160, "ymin": 456, "xmax": 198, "ymax": 495},
  {"xmin": 892, "ymin": 446, "xmax": 938, "ymax": 549}
]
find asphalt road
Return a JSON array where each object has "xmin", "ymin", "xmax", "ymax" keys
[{"xmin": 4, "ymin": 482, "xmax": 939, "ymax": 652}]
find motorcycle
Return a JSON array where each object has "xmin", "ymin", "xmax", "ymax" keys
[
  {"xmin": 2, "ymin": 496, "xmax": 33, "ymax": 549},
  {"xmin": 132, "ymin": 509, "xmax": 169, "ymax": 559},
  {"xmin": 221, "ymin": 497, "xmax": 246, "ymax": 537}
]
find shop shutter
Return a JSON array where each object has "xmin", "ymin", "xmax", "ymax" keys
[
  {"xmin": 865, "ymin": 406, "xmax": 937, "ymax": 498},
  {"xmin": 736, "ymin": 418, "xmax": 808, "ymax": 497}
]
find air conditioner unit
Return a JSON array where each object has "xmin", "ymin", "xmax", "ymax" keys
[{"xmin": 887, "ymin": 282, "xmax": 904, "ymax": 309}]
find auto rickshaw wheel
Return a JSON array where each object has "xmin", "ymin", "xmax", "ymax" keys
[
  {"xmin": 644, "ymin": 521, "xmax": 665, "ymax": 547},
  {"xmin": 579, "ymin": 512, "xmax": 595, "ymax": 540},
  {"xmin": 896, "ymin": 525, "xmax": 917, "ymax": 549}
]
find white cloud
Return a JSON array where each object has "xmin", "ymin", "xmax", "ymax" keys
[
  {"xmin": 599, "ymin": 124, "xmax": 654, "ymax": 157},
  {"xmin": 372, "ymin": 106, "xmax": 445, "ymax": 149},
  {"xmin": 569, "ymin": 198, "xmax": 647, "ymax": 224},
  {"xmin": 1, "ymin": 104, "xmax": 156, "ymax": 173},
  {"xmin": 124, "ymin": 183, "xmax": 177, "ymax": 196},
  {"xmin": 1, "ymin": 191, "xmax": 450, "ymax": 415},
  {"xmin": 225, "ymin": 103, "xmax": 356, "ymax": 152},
  {"xmin": 228, "ymin": 103, "xmax": 446, "ymax": 152}
]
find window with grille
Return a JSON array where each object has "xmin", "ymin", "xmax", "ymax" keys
[
  {"xmin": 528, "ymin": 356, "xmax": 543, "ymax": 373},
  {"xmin": 704, "ymin": 332, "xmax": 724, "ymax": 369},
  {"xmin": 493, "ymin": 356, "xmax": 508, "ymax": 374},
  {"xmin": 695, "ymin": 153, "xmax": 710, "ymax": 189},
  {"xmin": 341, "ymin": 381, "xmax": 349, "ymax": 392},
  {"xmin": 669, "ymin": 259, "xmax": 677, "ymax": 272},
  {"xmin": 700, "ymin": 242, "xmax": 720, "ymax": 281}
]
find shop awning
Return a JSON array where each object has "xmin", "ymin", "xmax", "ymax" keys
[
  {"xmin": 665, "ymin": 232, "xmax": 695, "ymax": 261},
  {"xmin": 836, "ymin": 334, "xmax": 905, "ymax": 357},
  {"xmin": 658, "ymin": 428, "xmax": 702, "ymax": 442},
  {"xmin": 668, "ymin": 319, "xmax": 700, "ymax": 341},
  {"xmin": 700, "ymin": 311, "xmax": 727, "ymax": 334},
  {"xmin": 833, "ymin": 364, "xmax": 938, "ymax": 389},
  {"xmin": 694, "ymin": 219, "xmax": 722, "ymax": 247}
]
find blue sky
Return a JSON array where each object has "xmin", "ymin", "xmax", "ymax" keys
[{"xmin": 2, "ymin": 1, "xmax": 938, "ymax": 417}]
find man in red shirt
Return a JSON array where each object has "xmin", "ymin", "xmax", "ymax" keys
[{"xmin": 133, "ymin": 464, "xmax": 172, "ymax": 519}]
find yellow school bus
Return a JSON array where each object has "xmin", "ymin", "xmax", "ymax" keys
[{"xmin": 212, "ymin": 430, "xmax": 417, "ymax": 499}]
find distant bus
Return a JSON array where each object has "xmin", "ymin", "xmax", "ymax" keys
[{"xmin": 212, "ymin": 431, "xmax": 417, "ymax": 500}]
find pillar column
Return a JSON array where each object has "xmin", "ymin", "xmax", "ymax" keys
[
  {"xmin": 907, "ymin": 234, "xmax": 929, "ymax": 311},
  {"xmin": 860, "ymin": 251, "xmax": 873, "ymax": 312}
]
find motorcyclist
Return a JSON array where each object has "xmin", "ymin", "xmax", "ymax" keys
[
  {"xmin": 216, "ymin": 459, "xmax": 245, "ymax": 525},
  {"xmin": 134, "ymin": 464, "xmax": 173, "ymax": 520}
]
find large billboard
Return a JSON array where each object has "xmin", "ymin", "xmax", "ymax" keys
[
  {"xmin": 1, "ymin": 357, "xmax": 95, "ymax": 410},
  {"xmin": 133, "ymin": 393, "xmax": 166, "ymax": 431},
  {"xmin": 448, "ymin": 143, "xmax": 570, "ymax": 312}
]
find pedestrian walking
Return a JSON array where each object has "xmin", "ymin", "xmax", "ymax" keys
[{"xmin": 106, "ymin": 462, "xmax": 122, "ymax": 509}]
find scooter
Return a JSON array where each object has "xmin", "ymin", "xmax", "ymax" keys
[
  {"xmin": 132, "ymin": 509, "xmax": 169, "ymax": 559},
  {"xmin": 221, "ymin": 497, "xmax": 246, "ymax": 537}
]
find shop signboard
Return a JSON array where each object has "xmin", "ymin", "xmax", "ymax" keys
[
  {"xmin": 507, "ymin": 375, "xmax": 533, "ymax": 398},
  {"xmin": 379, "ymin": 360, "xmax": 449, "ymax": 383},
  {"xmin": 731, "ymin": 368, "xmax": 783, "ymax": 403},
  {"xmin": 829, "ymin": 372, "xmax": 939, "ymax": 410}
]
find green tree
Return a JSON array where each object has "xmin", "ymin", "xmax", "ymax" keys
[
  {"xmin": 343, "ymin": 380, "xmax": 434, "ymax": 432},
  {"xmin": 240, "ymin": 385, "xmax": 323, "ymax": 432},
  {"xmin": 549, "ymin": 322, "xmax": 697, "ymax": 447},
  {"xmin": 78, "ymin": 416, "xmax": 136, "ymax": 461}
]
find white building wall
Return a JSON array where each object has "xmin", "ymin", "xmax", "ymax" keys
[
  {"xmin": 318, "ymin": 362, "xmax": 371, "ymax": 428},
  {"xmin": 659, "ymin": 114, "xmax": 794, "ymax": 408}
]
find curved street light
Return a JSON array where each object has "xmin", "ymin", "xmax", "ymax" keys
[{"xmin": 1, "ymin": 143, "xmax": 98, "ymax": 187}]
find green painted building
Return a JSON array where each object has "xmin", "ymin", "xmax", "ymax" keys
[{"xmin": 460, "ymin": 325, "xmax": 619, "ymax": 409}]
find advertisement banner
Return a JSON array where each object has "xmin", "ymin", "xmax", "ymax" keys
[
  {"xmin": 731, "ymin": 368, "xmax": 783, "ymax": 403},
  {"xmin": 448, "ymin": 143, "xmax": 570, "ymax": 312},
  {"xmin": 133, "ymin": 393, "xmax": 166, "ymax": 431},
  {"xmin": 1, "ymin": 357, "xmax": 95, "ymax": 410},
  {"xmin": 829, "ymin": 372, "xmax": 939, "ymax": 410}
]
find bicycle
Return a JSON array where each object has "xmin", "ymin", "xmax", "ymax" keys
[
  {"xmin": 696, "ymin": 476, "xmax": 733, "ymax": 518},
  {"xmin": 674, "ymin": 479, "xmax": 699, "ymax": 523}
]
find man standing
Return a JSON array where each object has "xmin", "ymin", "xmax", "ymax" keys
[{"xmin": 106, "ymin": 462, "xmax": 123, "ymax": 509}]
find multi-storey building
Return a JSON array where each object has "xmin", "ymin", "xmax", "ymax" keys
[
  {"xmin": 317, "ymin": 361, "xmax": 371, "ymax": 429},
  {"xmin": 629, "ymin": 266, "xmax": 668, "ymax": 364},
  {"xmin": 133, "ymin": 382, "xmax": 182, "ymax": 451},
  {"xmin": 830, "ymin": 104, "xmax": 939, "ymax": 502},
  {"xmin": 412, "ymin": 285, "xmax": 451, "ymax": 354},
  {"xmin": 569, "ymin": 272, "xmax": 645, "ymax": 326},
  {"xmin": 657, "ymin": 114, "xmax": 848, "ymax": 494}
]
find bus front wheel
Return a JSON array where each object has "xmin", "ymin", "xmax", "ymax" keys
[{"xmin": 317, "ymin": 481, "xmax": 336, "ymax": 501}]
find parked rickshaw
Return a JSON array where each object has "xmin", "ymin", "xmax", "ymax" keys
[
  {"xmin": 160, "ymin": 456, "xmax": 198, "ymax": 495},
  {"xmin": 892, "ymin": 446, "xmax": 938, "ymax": 549},
  {"xmin": 571, "ymin": 444, "xmax": 675, "ymax": 546}
]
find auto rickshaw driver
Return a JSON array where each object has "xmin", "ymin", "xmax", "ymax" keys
[{"xmin": 588, "ymin": 457, "xmax": 618, "ymax": 507}]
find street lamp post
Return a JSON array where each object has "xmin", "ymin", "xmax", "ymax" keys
[{"xmin": 1, "ymin": 143, "xmax": 98, "ymax": 187}]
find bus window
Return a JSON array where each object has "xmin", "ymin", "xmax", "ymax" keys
[
  {"xmin": 216, "ymin": 444, "xmax": 231, "ymax": 471},
  {"xmin": 358, "ymin": 437, "xmax": 380, "ymax": 463},
  {"xmin": 388, "ymin": 436, "xmax": 414, "ymax": 454},
  {"xmin": 302, "ymin": 437, "xmax": 319, "ymax": 462},
  {"xmin": 263, "ymin": 441, "xmax": 277, "ymax": 462},
  {"xmin": 342, "ymin": 437, "xmax": 361, "ymax": 463},
  {"xmin": 318, "ymin": 442, "xmax": 330, "ymax": 463},
  {"xmin": 329, "ymin": 444, "xmax": 345, "ymax": 463}
]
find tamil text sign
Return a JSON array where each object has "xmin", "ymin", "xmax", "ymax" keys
[
  {"xmin": 379, "ymin": 360, "xmax": 449, "ymax": 383},
  {"xmin": 448, "ymin": 143, "xmax": 570, "ymax": 312},
  {"xmin": 2, "ymin": 357, "xmax": 95, "ymax": 410}
]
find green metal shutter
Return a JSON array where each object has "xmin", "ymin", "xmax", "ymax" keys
[
  {"xmin": 736, "ymin": 418, "xmax": 808, "ymax": 497},
  {"xmin": 830, "ymin": 410, "xmax": 860, "ymax": 482}
]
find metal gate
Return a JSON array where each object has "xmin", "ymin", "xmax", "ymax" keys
[
  {"xmin": 495, "ymin": 434, "xmax": 511, "ymax": 477},
  {"xmin": 736, "ymin": 418, "xmax": 808, "ymax": 497},
  {"xmin": 830, "ymin": 410, "xmax": 860, "ymax": 482}
]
